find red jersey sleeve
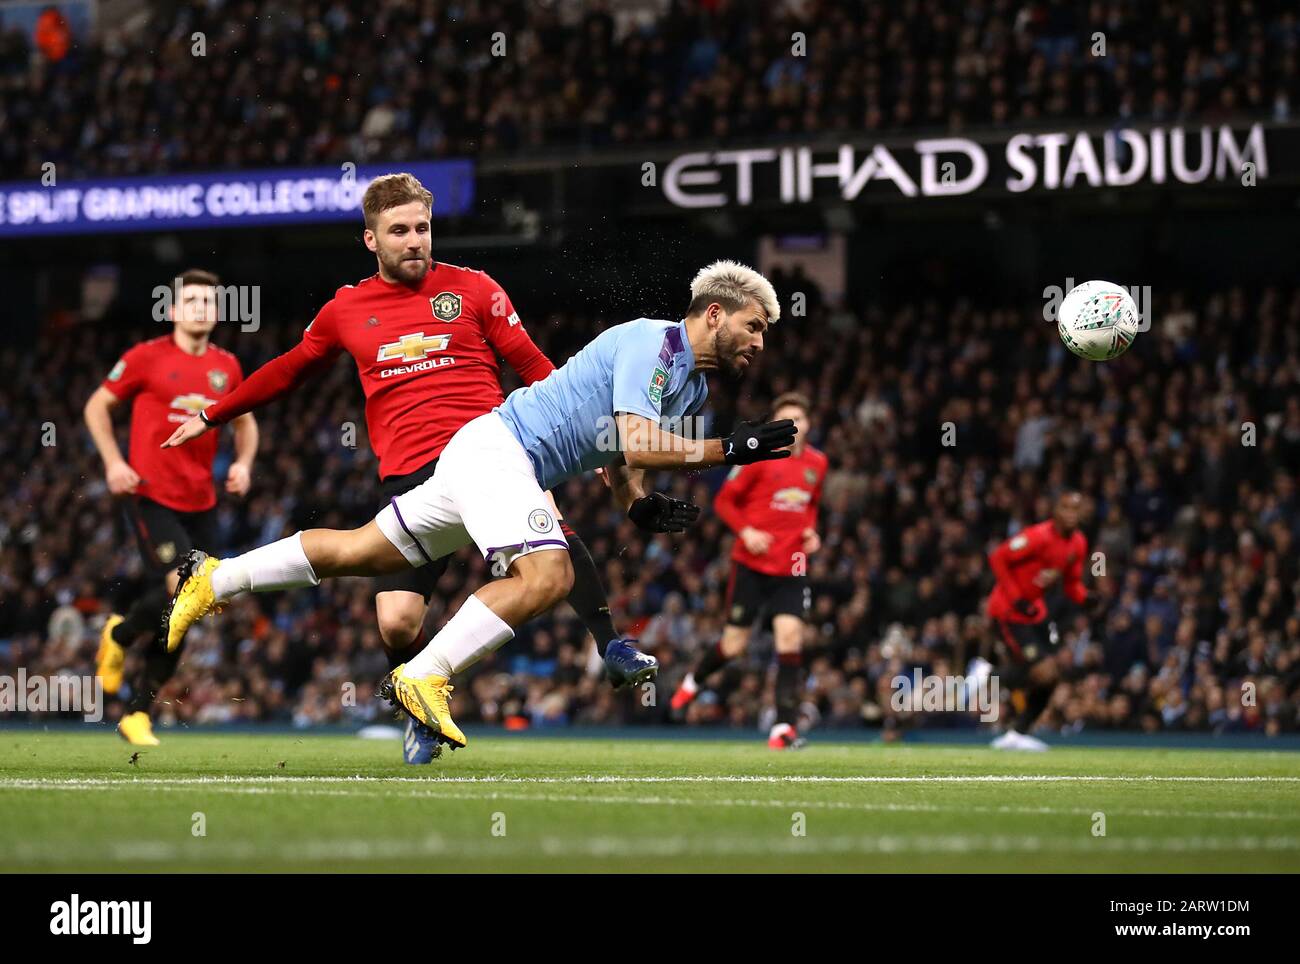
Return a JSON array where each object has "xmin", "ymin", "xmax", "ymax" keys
[
  {"xmin": 101, "ymin": 343, "xmax": 150, "ymax": 402},
  {"xmin": 477, "ymin": 271, "xmax": 555, "ymax": 385},
  {"xmin": 714, "ymin": 464, "xmax": 761, "ymax": 534},
  {"xmin": 989, "ymin": 527, "xmax": 1042, "ymax": 599},
  {"xmin": 1064, "ymin": 534, "xmax": 1088, "ymax": 605},
  {"xmin": 205, "ymin": 302, "xmax": 342, "ymax": 424}
]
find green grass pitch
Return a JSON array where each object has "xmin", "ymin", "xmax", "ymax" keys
[{"xmin": 1, "ymin": 732, "xmax": 1298, "ymax": 872}]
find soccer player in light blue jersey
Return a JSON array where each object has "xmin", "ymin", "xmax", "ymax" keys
[{"xmin": 162, "ymin": 261, "xmax": 795, "ymax": 752}]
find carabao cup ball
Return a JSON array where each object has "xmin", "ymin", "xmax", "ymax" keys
[{"xmin": 1057, "ymin": 280, "xmax": 1141, "ymax": 361}]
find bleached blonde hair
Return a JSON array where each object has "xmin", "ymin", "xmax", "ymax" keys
[{"xmin": 687, "ymin": 260, "xmax": 780, "ymax": 324}]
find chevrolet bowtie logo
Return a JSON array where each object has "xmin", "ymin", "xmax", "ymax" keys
[
  {"xmin": 376, "ymin": 332, "xmax": 452, "ymax": 363},
  {"xmin": 170, "ymin": 394, "xmax": 218, "ymax": 414}
]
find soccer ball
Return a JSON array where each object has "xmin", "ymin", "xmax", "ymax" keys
[{"xmin": 1057, "ymin": 280, "xmax": 1140, "ymax": 361}]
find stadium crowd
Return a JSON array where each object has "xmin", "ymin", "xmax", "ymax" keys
[
  {"xmin": 3, "ymin": 0, "xmax": 1298, "ymax": 179},
  {"xmin": 4, "ymin": 280, "xmax": 1300, "ymax": 738}
]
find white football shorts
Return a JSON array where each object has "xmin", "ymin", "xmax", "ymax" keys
[{"xmin": 374, "ymin": 412, "xmax": 568, "ymax": 575}]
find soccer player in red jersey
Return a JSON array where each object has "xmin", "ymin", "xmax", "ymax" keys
[
  {"xmin": 162, "ymin": 173, "xmax": 624, "ymax": 763},
  {"xmin": 670, "ymin": 392, "xmax": 826, "ymax": 748},
  {"xmin": 84, "ymin": 269, "xmax": 259, "ymax": 746},
  {"xmin": 975, "ymin": 490, "xmax": 1100, "ymax": 750}
]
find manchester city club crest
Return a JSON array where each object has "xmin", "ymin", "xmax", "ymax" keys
[
  {"xmin": 430, "ymin": 292, "xmax": 463, "ymax": 322},
  {"xmin": 528, "ymin": 508, "xmax": 554, "ymax": 534},
  {"xmin": 208, "ymin": 369, "xmax": 229, "ymax": 392}
]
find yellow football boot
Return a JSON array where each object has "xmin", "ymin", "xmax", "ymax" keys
[
  {"xmin": 165, "ymin": 550, "xmax": 223, "ymax": 652},
  {"xmin": 380, "ymin": 665, "xmax": 466, "ymax": 749},
  {"xmin": 96, "ymin": 614, "xmax": 126, "ymax": 695},
  {"xmin": 118, "ymin": 711, "xmax": 161, "ymax": 746}
]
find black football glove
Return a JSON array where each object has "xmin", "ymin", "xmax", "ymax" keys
[
  {"xmin": 628, "ymin": 493, "xmax": 702, "ymax": 533},
  {"xmin": 723, "ymin": 419, "xmax": 796, "ymax": 465},
  {"xmin": 1012, "ymin": 598, "xmax": 1037, "ymax": 619}
]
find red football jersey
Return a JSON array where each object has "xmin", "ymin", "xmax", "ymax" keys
[
  {"xmin": 204, "ymin": 262, "xmax": 553, "ymax": 479},
  {"xmin": 101, "ymin": 336, "xmax": 243, "ymax": 512},
  {"xmin": 986, "ymin": 519, "xmax": 1088, "ymax": 623},
  {"xmin": 713, "ymin": 445, "xmax": 827, "ymax": 577}
]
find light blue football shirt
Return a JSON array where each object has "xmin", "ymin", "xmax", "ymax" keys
[{"xmin": 496, "ymin": 318, "xmax": 710, "ymax": 490}]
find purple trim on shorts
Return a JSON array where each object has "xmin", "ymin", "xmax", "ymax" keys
[
  {"xmin": 390, "ymin": 497, "xmax": 434, "ymax": 566},
  {"xmin": 482, "ymin": 538, "xmax": 569, "ymax": 563}
]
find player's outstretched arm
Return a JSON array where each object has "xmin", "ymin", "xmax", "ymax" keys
[
  {"xmin": 605, "ymin": 460, "xmax": 701, "ymax": 533},
  {"xmin": 173, "ymin": 304, "xmax": 343, "ymax": 448},
  {"xmin": 604, "ymin": 460, "xmax": 646, "ymax": 511},
  {"xmin": 161, "ymin": 340, "xmax": 334, "ymax": 448},
  {"xmin": 616, "ymin": 413, "xmax": 796, "ymax": 471},
  {"xmin": 162, "ymin": 414, "xmax": 211, "ymax": 448},
  {"xmin": 721, "ymin": 419, "xmax": 798, "ymax": 465}
]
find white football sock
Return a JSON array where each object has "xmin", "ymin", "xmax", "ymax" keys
[
  {"xmin": 406, "ymin": 594, "xmax": 515, "ymax": 679},
  {"xmin": 211, "ymin": 532, "xmax": 320, "ymax": 602}
]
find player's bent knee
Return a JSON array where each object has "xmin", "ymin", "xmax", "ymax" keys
[
  {"xmin": 375, "ymin": 595, "xmax": 426, "ymax": 649},
  {"xmin": 1029, "ymin": 660, "xmax": 1060, "ymax": 686},
  {"xmin": 517, "ymin": 549, "xmax": 573, "ymax": 607},
  {"xmin": 720, "ymin": 627, "xmax": 750, "ymax": 657},
  {"xmin": 774, "ymin": 634, "xmax": 803, "ymax": 654},
  {"xmin": 773, "ymin": 615, "xmax": 804, "ymax": 653}
]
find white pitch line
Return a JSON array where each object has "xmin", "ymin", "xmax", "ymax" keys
[
  {"xmin": 2, "ymin": 773, "xmax": 1300, "ymax": 788},
  {"xmin": 3, "ymin": 776, "xmax": 1298, "ymax": 826}
]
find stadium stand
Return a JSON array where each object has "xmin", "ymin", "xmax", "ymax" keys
[
  {"xmin": 2, "ymin": 0, "xmax": 1296, "ymax": 178},
  {"xmin": 5, "ymin": 282, "xmax": 1299, "ymax": 735}
]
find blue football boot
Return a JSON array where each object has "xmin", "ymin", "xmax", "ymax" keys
[
  {"xmin": 402, "ymin": 716, "xmax": 442, "ymax": 764},
  {"xmin": 604, "ymin": 638, "xmax": 659, "ymax": 689}
]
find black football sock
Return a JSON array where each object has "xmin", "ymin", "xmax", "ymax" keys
[
  {"xmin": 112, "ymin": 584, "xmax": 170, "ymax": 647},
  {"xmin": 124, "ymin": 637, "xmax": 181, "ymax": 716},
  {"xmin": 1013, "ymin": 683, "xmax": 1054, "ymax": 733},
  {"xmin": 693, "ymin": 640, "xmax": 733, "ymax": 683},
  {"xmin": 560, "ymin": 524, "xmax": 618, "ymax": 655},
  {"xmin": 385, "ymin": 632, "xmax": 428, "ymax": 672},
  {"xmin": 774, "ymin": 651, "xmax": 802, "ymax": 726},
  {"xmin": 993, "ymin": 661, "xmax": 1030, "ymax": 691}
]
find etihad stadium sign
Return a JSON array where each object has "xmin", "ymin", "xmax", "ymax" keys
[{"xmin": 662, "ymin": 124, "xmax": 1271, "ymax": 207}]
